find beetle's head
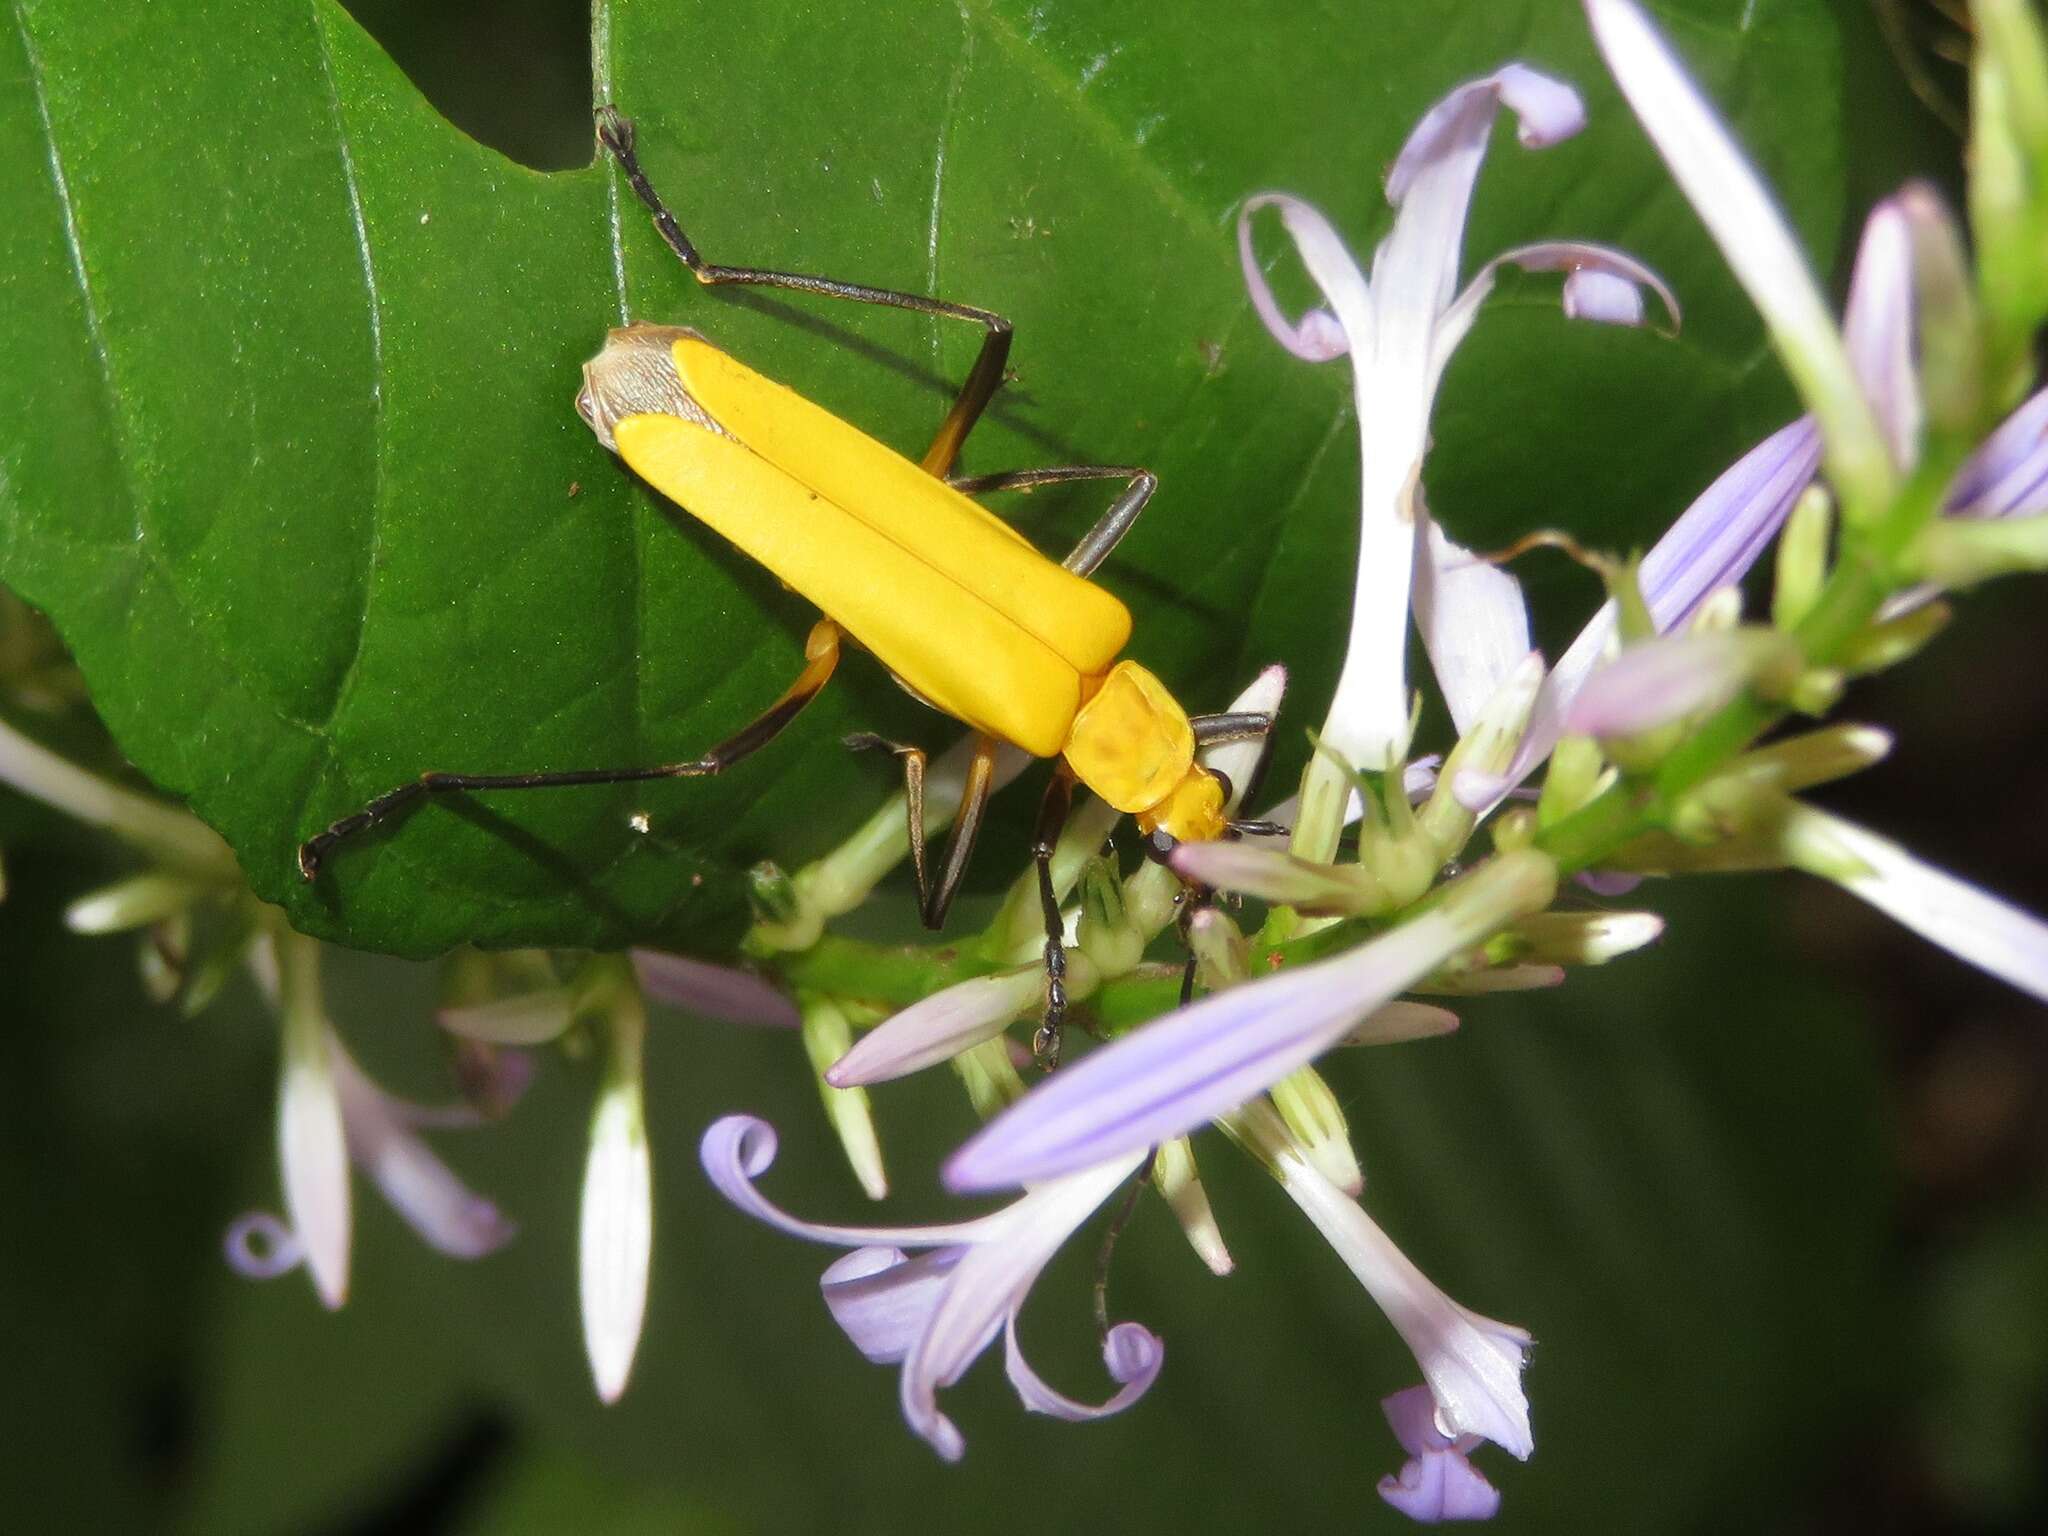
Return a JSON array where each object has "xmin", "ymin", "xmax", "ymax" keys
[{"xmin": 576, "ymin": 322, "xmax": 716, "ymax": 451}]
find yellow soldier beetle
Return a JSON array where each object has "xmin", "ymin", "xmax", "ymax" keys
[{"xmin": 300, "ymin": 109, "xmax": 1277, "ymax": 1064}]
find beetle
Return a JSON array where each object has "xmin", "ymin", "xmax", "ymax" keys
[{"xmin": 299, "ymin": 108, "xmax": 1275, "ymax": 1065}]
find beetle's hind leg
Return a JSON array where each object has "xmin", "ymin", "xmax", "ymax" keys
[
  {"xmin": 948, "ymin": 465, "xmax": 1159, "ymax": 577},
  {"xmin": 845, "ymin": 730, "xmax": 1000, "ymax": 930},
  {"xmin": 596, "ymin": 107, "xmax": 1011, "ymax": 478},
  {"xmin": 299, "ymin": 620, "xmax": 843, "ymax": 881}
]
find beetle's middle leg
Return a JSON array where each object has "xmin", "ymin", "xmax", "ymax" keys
[
  {"xmin": 597, "ymin": 107, "xmax": 1011, "ymax": 477},
  {"xmin": 299, "ymin": 620, "xmax": 843, "ymax": 880}
]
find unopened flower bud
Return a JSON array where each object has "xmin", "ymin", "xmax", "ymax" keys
[{"xmin": 802, "ymin": 996, "xmax": 887, "ymax": 1200}]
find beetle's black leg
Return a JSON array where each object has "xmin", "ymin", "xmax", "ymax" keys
[
  {"xmin": 917, "ymin": 734, "xmax": 1000, "ymax": 929},
  {"xmin": 948, "ymin": 465, "xmax": 1159, "ymax": 577},
  {"xmin": 1029, "ymin": 768, "xmax": 1077, "ymax": 1071},
  {"xmin": 1175, "ymin": 882, "xmax": 1215, "ymax": 1007},
  {"xmin": 597, "ymin": 107, "xmax": 1011, "ymax": 476},
  {"xmin": 1189, "ymin": 711, "xmax": 1274, "ymax": 746},
  {"xmin": 843, "ymin": 732, "xmax": 932, "ymax": 917},
  {"xmin": 299, "ymin": 620, "xmax": 843, "ymax": 881}
]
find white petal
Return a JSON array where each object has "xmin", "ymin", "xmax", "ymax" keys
[
  {"xmin": 1585, "ymin": 0, "xmax": 1889, "ymax": 507},
  {"xmin": 1785, "ymin": 806, "xmax": 2048, "ymax": 1003},
  {"xmin": 1414, "ymin": 517, "xmax": 1533, "ymax": 735},
  {"xmin": 1202, "ymin": 664, "xmax": 1288, "ymax": 814},
  {"xmin": 581, "ymin": 1009, "xmax": 652, "ymax": 1404},
  {"xmin": 276, "ymin": 939, "xmax": 349, "ymax": 1310}
]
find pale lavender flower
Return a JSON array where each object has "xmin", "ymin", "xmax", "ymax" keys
[
  {"xmin": 1948, "ymin": 387, "xmax": 2048, "ymax": 518},
  {"xmin": 1266, "ymin": 1129, "xmax": 1531, "ymax": 1461},
  {"xmin": 826, "ymin": 965, "xmax": 1042, "ymax": 1087},
  {"xmin": 1240, "ymin": 64, "xmax": 1672, "ymax": 858},
  {"xmin": 1562, "ymin": 627, "xmax": 1794, "ymax": 738},
  {"xmin": 1466, "ymin": 417, "xmax": 1822, "ymax": 808},
  {"xmin": 228, "ymin": 1022, "xmax": 517, "ymax": 1294},
  {"xmin": 631, "ymin": 947, "xmax": 801, "ymax": 1027},
  {"xmin": 703, "ymin": 1115, "xmax": 1161, "ymax": 1460},
  {"xmin": 330, "ymin": 1044, "xmax": 519, "ymax": 1259},
  {"xmin": 1376, "ymin": 1384, "xmax": 1505, "ymax": 1522},
  {"xmin": 945, "ymin": 852, "xmax": 1557, "ymax": 1192}
]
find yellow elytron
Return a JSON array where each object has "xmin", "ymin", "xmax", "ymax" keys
[{"xmin": 301, "ymin": 108, "xmax": 1270, "ymax": 1063}]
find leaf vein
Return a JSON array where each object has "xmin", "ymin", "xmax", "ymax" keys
[{"xmin": 309, "ymin": 0, "xmax": 386, "ymax": 737}]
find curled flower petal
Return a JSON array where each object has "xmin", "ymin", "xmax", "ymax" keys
[
  {"xmin": 704, "ymin": 1115, "xmax": 997, "ymax": 1249},
  {"xmin": 1784, "ymin": 806, "xmax": 2048, "ymax": 1004},
  {"xmin": 1004, "ymin": 1315, "xmax": 1164, "ymax": 1425},
  {"xmin": 1239, "ymin": 194, "xmax": 1365, "ymax": 360},
  {"xmin": 631, "ymin": 948, "xmax": 800, "ymax": 1027},
  {"xmin": 899, "ymin": 1161, "xmax": 1142, "ymax": 1459},
  {"xmin": 946, "ymin": 853, "xmax": 1557, "ymax": 1192},
  {"xmin": 827, "ymin": 966, "xmax": 1042, "ymax": 1087},
  {"xmin": 822, "ymin": 1246, "xmax": 962, "ymax": 1363},
  {"xmin": 1435, "ymin": 241, "xmax": 1680, "ymax": 372},
  {"xmin": 704, "ymin": 1117, "xmax": 1149, "ymax": 1460},
  {"xmin": 1390, "ymin": 64, "xmax": 1585, "ymax": 204},
  {"xmin": 222, "ymin": 1211, "xmax": 303, "ymax": 1281},
  {"xmin": 1378, "ymin": 1385, "xmax": 1504, "ymax": 1522}
]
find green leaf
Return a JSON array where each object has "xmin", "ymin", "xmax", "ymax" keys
[{"xmin": 0, "ymin": 0, "xmax": 1843, "ymax": 956}]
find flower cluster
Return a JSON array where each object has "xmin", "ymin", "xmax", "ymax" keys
[{"xmin": 4, "ymin": 0, "xmax": 2047, "ymax": 1524}]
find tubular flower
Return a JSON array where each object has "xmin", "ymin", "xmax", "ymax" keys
[
  {"xmin": 702, "ymin": 1115, "xmax": 1162, "ymax": 1461},
  {"xmin": 227, "ymin": 1013, "xmax": 518, "ymax": 1297},
  {"xmin": 1238, "ymin": 63, "xmax": 1674, "ymax": 860}
]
